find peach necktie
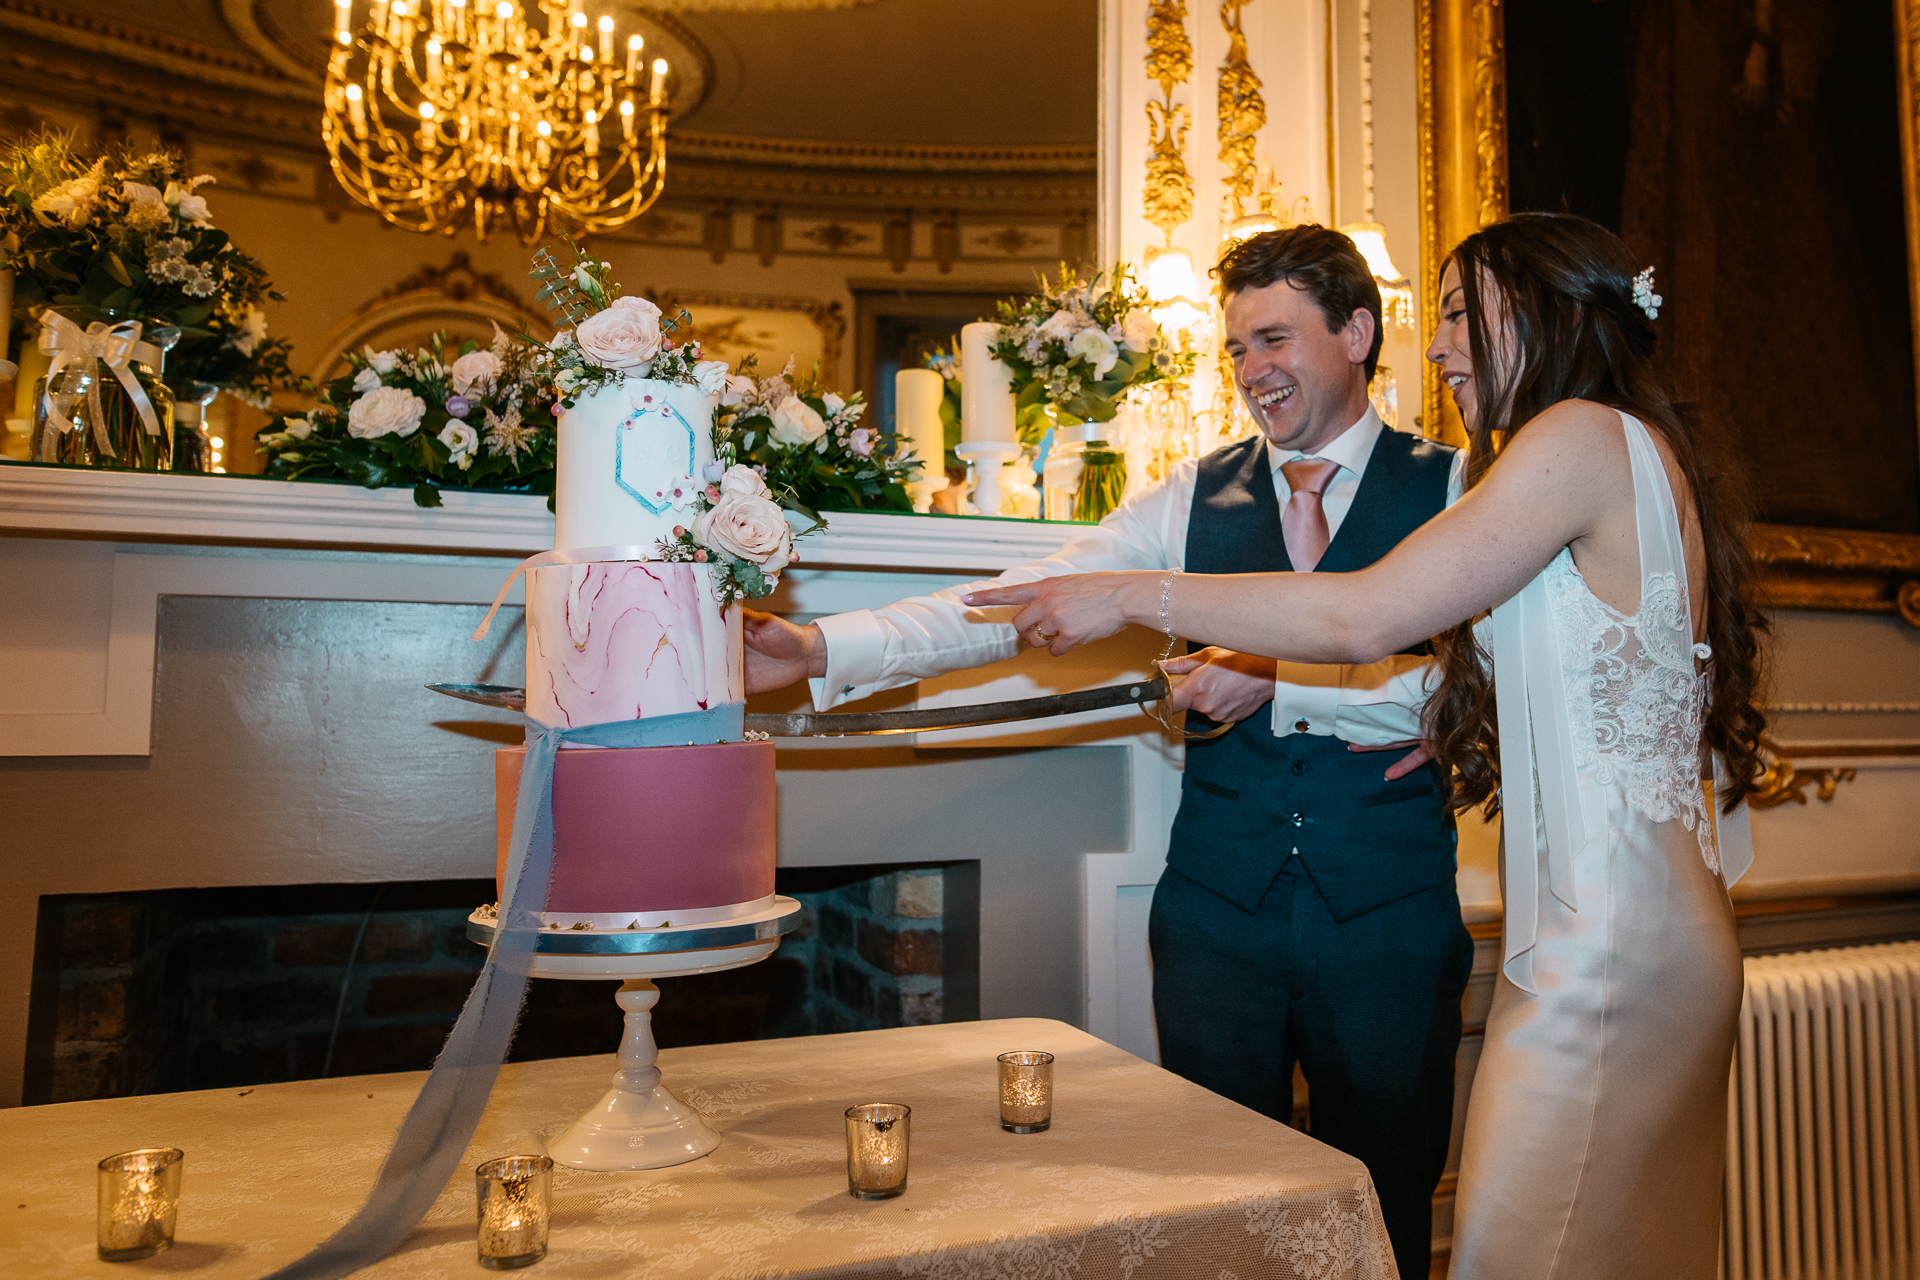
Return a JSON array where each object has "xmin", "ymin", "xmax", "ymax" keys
[{"xmin": 1279, "ymin": 457, "xmax": 1342, "ymax": 572}]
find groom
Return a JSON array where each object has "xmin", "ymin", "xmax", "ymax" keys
[{"xmin": 744, "ymin": 226, "xmax": 1471, "ymax": 1278}]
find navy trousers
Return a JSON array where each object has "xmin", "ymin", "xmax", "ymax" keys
[{"xmin": 1149, "ymin": 859, "xmax": 1473, "ymax": 1280}]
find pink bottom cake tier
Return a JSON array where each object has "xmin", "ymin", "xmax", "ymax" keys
[
  {"xmin": 525, "ymin": 560, "xmax": 743, "ymax": 730},
  {"xmin": 495, "ymin": 739, "xmax": 776, "ymax": 927}
]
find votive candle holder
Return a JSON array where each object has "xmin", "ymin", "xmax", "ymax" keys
[
  {"xmin": 845, "ymin": 1103, "xmax": 911, "ymax": 1199},
  {"xmin": 998, "ymin": 1050, "xmax": 1054, "ymax": 1133},
  {"xmin": 96, "ymin": 1147, "xmax": 183, "ymax": 1262},
  {"xmin": 475, "ymin": 1154, "xmax": 553, "ymax": 1270}
]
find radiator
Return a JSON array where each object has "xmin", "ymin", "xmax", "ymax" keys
[{"xmin": 1723, "ymin": 940, "xmax": 1920, "ymax": 1280}]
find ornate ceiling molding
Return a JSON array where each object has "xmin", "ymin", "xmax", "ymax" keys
[
  {"xmin": 0, "ymin": 0, "xmax": 307, "ymax": 99},
  {"xmin": 670, "ymin": 132, "xmax": 1096, "ymax": 175}
]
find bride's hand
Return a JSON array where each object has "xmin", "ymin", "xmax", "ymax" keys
[{"xmin": 964, "ymin": 572, "xmax": 1162, "ymax": 654}]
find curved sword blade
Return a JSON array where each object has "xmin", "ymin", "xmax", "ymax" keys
[{"xmin": 425, "ymin": 679, "xmax": 1170, "ymax": 735}]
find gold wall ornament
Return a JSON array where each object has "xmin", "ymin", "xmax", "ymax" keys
[
  {"xmin": 1749, "ymin": 748, "xmax": 1860, "ymax": 811},
  {"xmin": 321, "ymin": 0, "xmax": 672, "ymax": 244},
  {"xmin": 1143, "ymin": 0, "xmax": 1196, "ymax": 245},
  {"xmin": 1415, "ymin": 0, "xmax": 1508, "ymax": 444},
  {"xmin": 1217, "ymin": 0, "xmax": 1267, "ymax": 220},
  {"xmin": 1751, "ymin": 524, "xmax": 1920, "ymax": 625}
]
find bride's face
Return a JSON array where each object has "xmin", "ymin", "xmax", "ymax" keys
[{"xmin": 1425, "ymin": 259, "xmax": 1514, "ymax": 428}]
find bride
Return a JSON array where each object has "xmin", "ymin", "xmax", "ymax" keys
[{"xmin": 968, "ymin": 213, "xmax": 1768, "ymax": 1279}]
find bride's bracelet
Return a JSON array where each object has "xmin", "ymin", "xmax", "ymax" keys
[{"xmin": 1157, "ymin": 567, "xmax": 1181, "ymax": 661}]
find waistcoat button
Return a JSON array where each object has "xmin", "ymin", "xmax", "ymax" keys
[
  {"xmin": 1291, "ymin": 760, "xmax": 1306, "ymax": 776},
  {"xmin": 1289, "ymin": 813, "xmax": 1305, "ymax": 828}
]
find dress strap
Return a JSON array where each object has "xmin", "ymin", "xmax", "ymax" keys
[{"xmin": 1490, "ymin": 568, "xmax": 1600, "ymax": 995}]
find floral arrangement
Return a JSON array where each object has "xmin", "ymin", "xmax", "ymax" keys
[
  {"xmin": 715, "ymin": 355, "xmax": 919, "ymax": 515},
  {"xmin": 255, "ymin": 327, "xmax": 556, "ymax": 509},
  {"xmin": 526, "ymin": 238, "xmax": 721, "ymax": 406},
  {"xmin": 988, "ymin": 263, "xmax": 1193, "ymax": 443},
  {"xmin": 0, "ymin": 130, "xmax": 293, "ymax": 406},
  {"xmin": 519, "ymin": 241, "xmax": 814, "ymax": 605}
]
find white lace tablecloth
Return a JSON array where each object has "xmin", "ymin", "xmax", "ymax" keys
[{"xmin": 0, "ymin": 1017, "xmax": 1394, "ymax": 1279}]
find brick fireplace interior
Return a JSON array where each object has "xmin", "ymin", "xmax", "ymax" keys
[{"xmin": 24, "ymin": 861, "xmax": 979, "ymax": 1106}]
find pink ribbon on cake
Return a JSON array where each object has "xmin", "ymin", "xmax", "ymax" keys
[{"xmin": 471, "ymin": 544, "xmax": 675, "ymax": 642}]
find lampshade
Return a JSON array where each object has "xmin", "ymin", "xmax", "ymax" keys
[
  {"xmin": 1142, "ymin": 245, "xmax": 1200, "ymax": 304},
  {"xmin": 1220, "ymin": 211, "xmax": 1282, "ymax": 248},
  {"xmin": 1340, "ymin": 222, "xmax": 1417, "ymax": 329}
]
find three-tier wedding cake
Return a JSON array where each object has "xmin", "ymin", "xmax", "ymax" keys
[{"xmin": 493, "ymin": 304, "xmax": 790, "ymax": 930}]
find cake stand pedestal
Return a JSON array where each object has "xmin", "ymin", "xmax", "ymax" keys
[{"xmin": 467, "ymin": 896, "xmax": 804, "ymax": 1171}]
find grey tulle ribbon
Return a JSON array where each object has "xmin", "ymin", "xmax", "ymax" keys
[{"xmin": 262, "ymin": 701, "xmax": 745, "ymax": 1280}]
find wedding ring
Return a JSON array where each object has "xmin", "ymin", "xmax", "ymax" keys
[{"xmin": 1032, "ymin": 626, "xmax": 1056, "ymax": 643}]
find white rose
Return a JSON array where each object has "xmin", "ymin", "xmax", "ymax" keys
[
  {"xmin": 120, "ymin": 181, "xmax": 167, "ymax": 221},
  {"xmin": 768, "ymin": 395, "xmax": 827, "ymax": 447},
  {"xmin": 228, "ymin": 306, "xmax": 268, "ymax": 357},
  {"xmin": 1038, "ymin": 308, "xmax": 1088, "ymax": 344},
  {"xmin": 439, "ymin": 420, "xmax": 480, "ymax": 469},
  {"xmin": 573, "ymin": 295, "xmax": 663, "ymax": 371},
  {"xmin": 163, "ymin": 181, "xmax": 212, "ymax": 226},
  {"xmin": 719, "ymin": 463, "xmax": 771, "ymax": 499},
  {"xmin": 352, "ymin": 366, "xmax": 382, "ymax": 393},
  {"xmin": 32, "ymin": 174, "xmax": 100, "ymax": 228},
  {"xmin": 693, "ymin": 360, "xmax": 731, "ymax": 395},
  {"xmin": 363, "ymin": 346, "xmax": 399, "ymax": 374},
  {"xmin": 822, "ymin": 391, "xmax": 846, "ymax": 416},
  {"xmin": 1121, "ymin": 307, "xmax": 1156, "ymax": 353},
  {"xmin": 448, "ymin": 349, "xmax": 503, "ymax": 396},
  {"xmin": 347, "ymin": 385, "xmax": 426, "ymax": 438},
  {"xmin": 283, "ymin": 417, "xmax": 313, "ymax": 439},
  {"xmin": 693, "ymin": 491, "xmax": 792, "ymax": 572},
  {"xmin": 1068, "ymin": 326, "xmax": 1120, "ymax": 378},
  {"xmin": 720, "ymin": 374, "xmax": 756, "ymax": 407}
]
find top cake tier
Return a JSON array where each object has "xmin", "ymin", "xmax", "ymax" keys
[{"xmin": 555, "ymin": 378, "xmax": 719, "ymax": 552}]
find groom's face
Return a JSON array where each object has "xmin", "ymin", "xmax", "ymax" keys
[{"xmin": 1222, "ymin": 279, "xmax": 1374, "ymax": 455}]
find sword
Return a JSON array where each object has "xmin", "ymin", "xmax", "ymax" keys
[{"xmin": 427, "ymin": 678, "xmax": 1171, "ymax": 736}]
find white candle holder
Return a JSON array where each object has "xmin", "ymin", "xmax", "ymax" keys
[
  {"xmin": 905, "ymin": 472, "xmax": 950, "ymax": 513},
  {"xmin": 955, "ymin": 441, "xmax": 1021, "ymax": 518}
]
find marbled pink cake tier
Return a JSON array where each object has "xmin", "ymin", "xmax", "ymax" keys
[
  {"xmin": 495, "ymin": 740, "xmax": 776, "ymax": 919},
  {"xmin": 525, "ymin": 560, "xmax": 743, "ymax": 730}
]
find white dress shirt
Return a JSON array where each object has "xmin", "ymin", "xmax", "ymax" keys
[{"xmin": 810, "ymin": 406, "xmax": 1467, "ymax": 744}]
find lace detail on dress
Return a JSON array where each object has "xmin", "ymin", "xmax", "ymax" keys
[{"xmin": 1542, "ymin": 548, "xmax": 1720, "ymax": 871}]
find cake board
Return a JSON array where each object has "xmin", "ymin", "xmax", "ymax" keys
[{"xmin": 467, "ymin": 897, "xmax": 805, "ymax": 1171}]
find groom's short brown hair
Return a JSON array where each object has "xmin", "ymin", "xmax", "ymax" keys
[{"xmin": 1214, "ymin": 225, "xmax": 1385, "ymax": 380}]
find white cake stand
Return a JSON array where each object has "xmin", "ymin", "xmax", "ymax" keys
[{"xmin": 467, "ymin": 897, "xmax": 805, "ymax": 1171}]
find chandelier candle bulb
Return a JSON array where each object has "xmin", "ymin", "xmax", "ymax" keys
[
  {"xmin": 959, "ymin": 321, "xmax": 1016, "ymax": 443},
  {"xmin": 345, "ymin": 83, "xmax": 366, "ymax": 132},
  {"xmin": 650, "ymin": 57, "xmax": 668, "ymax": 105},
  {"xmin": 425, "ymin": 36, "xmax": 441, "ymax": 78},
  {"xmin": 334, "ymin": 0, "xmax": 352, "ymax": 40},
  {"xmin": 626, "ymin": 33, "xmax": 641, "ymax": 79},
  {"xmin": 583, "ymin": 109, "xmax": 599, "ymax": 154},
  {"xmin": 620, "ymin": 97, "xmax": 635, "ymax": 140},
  {"xmin": 597, "ymin": 15, "xmax": 613, "ymax": 64}
]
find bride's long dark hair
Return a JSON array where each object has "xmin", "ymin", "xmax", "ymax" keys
[{"xmin": 1423, "ymin": 213, "xmax": 1768, "ymax": 814}]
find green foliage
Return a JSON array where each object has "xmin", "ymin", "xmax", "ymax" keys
[{"xmin": 714, "ymin": 356, "xmax": 919, "ymax": 515}]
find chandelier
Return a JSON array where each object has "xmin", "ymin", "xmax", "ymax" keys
[
  {"xmin": 1337, "ymin": 0, "xmax": 1414, "ymax": 329},
  {"xmin": 322, "ymin": 0, "xmax": 671, "ymax": 244}
]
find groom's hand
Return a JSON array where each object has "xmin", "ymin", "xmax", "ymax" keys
[
  {"xmin": 1349, "ymin": 739, "xmax": 1436, "ymax": 781},
  {"xmin": 1161, "ymin": 647, "xmax": 1278, "ymax": 724},
  {"xmin": 742, "ymin": 610, "xmax": 827, "ymax": 693}
]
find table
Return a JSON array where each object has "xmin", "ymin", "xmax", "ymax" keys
[{"xmin": 0, "ymin": 1018, "xmax": 1394, "ymax": 1279}]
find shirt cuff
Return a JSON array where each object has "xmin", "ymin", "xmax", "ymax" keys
[
  {"xmin": 1269, "ymin": 676, "xmax": 1347, "ymax": 738},
  {"xmin": 808, "ymin": 609, "xmax": 889, "ymax": 711}
]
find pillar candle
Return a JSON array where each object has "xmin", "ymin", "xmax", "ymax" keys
[
  {"xmin": 895, "ymin": 368, "xmax": 945, "ymax": 477},
  {"xmin": 959, "ymin": 321, "xmax": 1015, "ymax": 443}
]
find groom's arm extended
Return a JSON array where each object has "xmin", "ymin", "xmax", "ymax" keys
[{"xmin": 799, "ymin": 463, "xmax": 1194, "ymax": 710}]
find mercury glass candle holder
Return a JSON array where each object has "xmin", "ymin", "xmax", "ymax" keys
[
  {"xmin": 844, "ymin": 1103, "xmax": 911, "ymax": 1199},
  {"xmin": 96, "ymin": 1147, "xmax": 183, "ymax": 1262},
  {"xmin": 475, "ymin": 1155, "xmax": 553, "ymax": 1270},
  {"xmin": 998, "ymin": 1050, "xmax": 1055, "ymax": 1133}
]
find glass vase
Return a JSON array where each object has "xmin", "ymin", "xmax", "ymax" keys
[
  {"xmin": 1043, "ymin": 422, "xmax": 1128, "ymax": 523},
  {"xmin": 26, "ymin": 310, "xmax": 178, "ymax": 471}
]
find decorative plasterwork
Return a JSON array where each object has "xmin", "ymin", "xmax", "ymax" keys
[
  {"xmin": 1216, "ymin": 0, "xmax": 1265, "ymax": 217},
  {"xmin": 0, "ymin": 0, "xmax": 305, "ymax": 99},
  {"xmin": 668, "ymin": 132, "xmax": 1095, "ymax": 175},
  {"xmin": 1750, "ymin": 745, "xmax": 1859, "ymax": 810},
  {"xmin": 1142, "ymin": 0, "xmax": 1194, "ymax": 242},
  {"xmin": 1751, "ymin": 524, "xmax": 1920, "ymax": 624}
]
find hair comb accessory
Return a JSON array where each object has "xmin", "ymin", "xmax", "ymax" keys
[{"xmin": 1632, "ymin": 267, "xmax": 1662, "ymax": 320}]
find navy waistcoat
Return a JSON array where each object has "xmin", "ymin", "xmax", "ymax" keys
[{"xmin": 1166, "ymin": 429, "xmax": 1460, "ymax": 921}]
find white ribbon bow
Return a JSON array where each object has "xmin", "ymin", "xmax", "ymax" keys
[{"xmin": 38, "ymin": 311, "xmax": 165, "ymax": 457}]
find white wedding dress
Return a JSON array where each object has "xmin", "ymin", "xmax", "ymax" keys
[{"xmin": 1449, "ymin": 412, "xmax": 1754, "ymax": 1279}]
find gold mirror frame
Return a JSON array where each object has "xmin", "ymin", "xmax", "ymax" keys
[{"xmin": 1416, "ymin": 0, "xmax": 1920, "ymax": 625}]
